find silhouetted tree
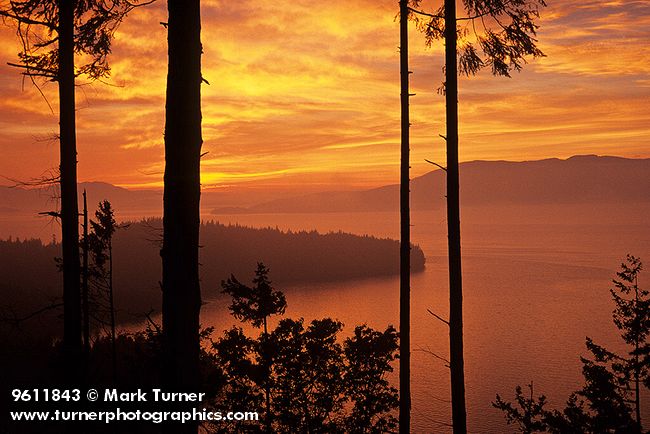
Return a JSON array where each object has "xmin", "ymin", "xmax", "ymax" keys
[
  {"xmin": 344, "ymin": 324, "xmax": 399, "ymax": 433},
  {"xmin": 505, "ymin": 361, "xmax": 637, "ymax": 433},
  {"xmin": 222, "ymin": 263, "xmax": 287, "ymax": 332},
  {"xmin": 222, "ymin": 263, "xmax": 287, "ymax": 432},
  {"xmin": 496, "ymin": 256, "xmax": 648, "ymax": 433},
  {"xmin": 269, "ymin": 317, "xmax": 346, "ymax": 432},
  {"xmin": 493, "ymin": 383, "xmax": 549, "ymax": 433},
  {"xmin": 0, "ymin": 0, "xmax": 151, "ymax": 381},
  {"xmin": 408, "ymin": 1, "xmax": 546, "ymax": 430},
  {"xmin": 211, "ymin": 327, "xmax": 264, "ymax": 432},
  {"xmin": 548, "ymin": 255, "xmax": 648, "ymax": 433},
  {"xmin": 213, "ymin": 265, "xmax": 399, "ymax": 433},
  {"xmin": 87, "ymin": 200, "xmax": 118, "ymax": 381},
  {"xmin": 606, "ymin": 255, "xmax": 648, "ymax": 428},
  {"xmin": 161, "ymin": 0, "xmax": 203, "ymax": 432},
  {"xmin": 542, "ymin": 394, "xmax": 590, "ymax": 434},
  {"xmin": 560, "ymin": 357, "xmax": 636, "ymax": 432},
  {"xmin": 398, "ymin": 1, "xmax": 412, "ymax": 432}
]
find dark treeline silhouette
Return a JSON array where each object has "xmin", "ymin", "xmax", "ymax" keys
[
  {"xmin": 138, "ymin": 220, "xmax": 424, "ymax": 286},
  {"xmin": 0, "ymin": 238, "xmax": 60, "ymax": 332},
  {"xmin": 0, "ymin": 220, "xmax": 426, "ymax": 336}
]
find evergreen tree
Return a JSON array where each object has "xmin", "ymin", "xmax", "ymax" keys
[
  {"xmin": 496, "ymin": 256, "xmax": 648, "ymax": 433},
  {"xmin": 1, "ymin": 0, "xmax": 151, "ymax": 381},
  {"xmin": 87, "ymin": 200, "xmax": 118, "ymax": 381},
  {"xmin": 222, "ymin": 263, "xmax": 287, "ymax": 332},
  {"xmin": 222, "ymin": 263, "xmax": 286, "ymax": 432},
  {"xmin": 493, "ymin": 383, "xmax": 548, "ymax": 434},
  {"xmin": 551, "ymin": 255, "xmax": 648, "ymax": 432}
]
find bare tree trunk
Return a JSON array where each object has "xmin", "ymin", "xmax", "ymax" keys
[
  {"xmin": 58, "ymin": 0, "xmax": 82, "ymax": 382},
  {"xmin": 109, "ymin": 239, "xmax": 116, "ymax": 383},
  {"xmin": 263, "ymin": 316, "xmax": 271, "ymax": 433},
  {"xmin": 162, "ymin": 0, "xmax": 202, "ymax": 432},
  {"xmin": 82, "ymin": 190, "xmax": 90, "ymax": 361},
  {"xmin": 634, "ymin": 364, "xmax": 643, "ymax": 432},
  {"xmin": 399, "ymin": 1, "xmax": 411, "ymax": 432},
  {"xmin": 634, "ymin": 282, "xmax": 641, "ymax": 432},
  {"xmin": 445, "ymin": 0, "xmax": 467, "ymax": 432}
]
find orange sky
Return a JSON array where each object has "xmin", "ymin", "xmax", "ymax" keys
[{"xmin": 0, "ymin": 0, "xmax": 649, "ymax": 192}]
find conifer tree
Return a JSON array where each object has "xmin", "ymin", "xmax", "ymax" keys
[
  {"xmin": 496, "ymin": 256, "xmax": 649, "ymax": 433},
  {"xmin": 1, "ymin": 0, "xmax": 151, "ymax": 380},
  {"xmin": 222, "ymin": 263, "xmax": 286, "ymax": 433}
]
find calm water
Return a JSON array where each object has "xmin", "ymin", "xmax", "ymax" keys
[
  {"xmin": 3, "ymin": 205, "xmax": 649, "ymax": 432},
  {"xmin": 204, "ymin": 207, "xmax": 650, "ymax": 433}
]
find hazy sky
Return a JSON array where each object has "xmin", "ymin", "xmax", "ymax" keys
[{"xmin": 0, "ymin": 0, "xmax": 648, "ymax": 192}]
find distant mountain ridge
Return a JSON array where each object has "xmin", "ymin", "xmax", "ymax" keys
[
  {"xmin": 211, "ymin": 155, "xmax": 650, "ymax": 214},
  {"xmin": 0, "ymin": 181, "xmax": 161, "ymax": 215},
  {"xmin": 1, "ymin": 156, "xmax": 648, "ymax": 217}
]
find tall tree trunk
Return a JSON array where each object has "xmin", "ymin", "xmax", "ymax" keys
[
  {"xmin": 399, "ymin": 1, "xmax": 411, "ymax": 433},
  {"xmin": 445, "ymin": 0, "xmax": 467, "ymax": 432},
  {"xmin": 162, "ymin": 0, "xmax": 202, "ymax": 432},
  {"xmin": 635, "ymin": 363, "xmax": 641, "ymax": 432},
  {"xmin": 58, "ymin": 0, "xmax": 82, "ymax": 382},
  {"xmin": 82, "ymin": 190, "xmax": 89, "ymax": 361},
  {"xmin": 109, "ymin": 239, "xmax": 117, "ymax": 383},
  {"xmin": 634, "ymin": 282, "xmax": 641, "ymax": 432},
  {"xmin": 263, "ymin": 316, "xmax": 272, "ymax": 433}
]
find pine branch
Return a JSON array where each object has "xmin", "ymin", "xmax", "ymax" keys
[
  {"xmin": 0, "ymin": 10, "xmax": 56, "ymax": 30},
  {"xmin": 7, "ymin": 62, "xmax": 57, "ymax": 76}
]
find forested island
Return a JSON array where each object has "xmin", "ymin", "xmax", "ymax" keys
[{"xmin": 0, "ymin": 219, "xmax": 425, "ymax": 336}]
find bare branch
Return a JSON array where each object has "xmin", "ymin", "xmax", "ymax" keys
[
  {"xmin": 145, "ymin": 309, "xmax": 162, "ymax": 334},
  {"xmin": 430, "ymin": 419, "xmax": 454, "ymax": 428},
  {"xmin": 425, "ymin": 159, "xmax": 447, "ymax": 172},
  {"xmin": 414, "ymin": 346, "xmax": 451, "ymax": 366},
  {"xmin": 0, "ymin": 301, "xmax": 63, "ymax": 327},
  {"xmin": 407, "ymin": 6, "xmax": 442, "ymax": 19},
  {"xmin": 3, "ymin": 170, "xmax": 60, "ymax": 188},
  {"xmin": 427, "ymin": 308, "xmax": 449, "ymax": 325},
  {"xmin": 39, "ymin": 211, "xmax": 61, "ymax": 218}
]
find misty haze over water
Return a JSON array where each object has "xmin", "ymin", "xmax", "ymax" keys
[
  {"xmin": 203, "ymin": 206, "xmax": 650, "ymax": 432},
  {"xmin": 2, "ymin": 200, "xmax": 649, "ymax": 432}
]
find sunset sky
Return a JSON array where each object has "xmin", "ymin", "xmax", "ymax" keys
[{"xmin": 0, "ymin": 0, "xmax": 648, "ymax": 192}]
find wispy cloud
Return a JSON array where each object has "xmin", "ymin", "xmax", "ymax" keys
[{"xmin": 0, "ymin": 0, "xmax": 648, "ymax": 190}]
